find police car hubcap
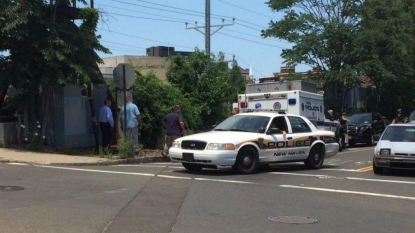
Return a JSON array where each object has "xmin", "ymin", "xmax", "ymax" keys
[
  {"xmin": 243, "ymin": 156, "xmax": 252, "ymax": 167},
  {"xmin": 314, "ymin": 153, "xmax": 320, "ymax": 162}
]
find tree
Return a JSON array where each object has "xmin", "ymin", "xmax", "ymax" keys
[
  {"xmin": 131, "ymin": 71, "xmax": 203, "ymax": 148},
  {"xmin": 166, "ymin": 50, "xmax": 243, "ymax": 129},
  {"xmin": 262, "ymin": 0, "xmax": 362, "ymax": 113},
  {"xmin": 1, "ymin": 0, "xmax": 109, "ymax": 141},
  {"xmin": 354, "ymin": 0, "xmax": 415, "ymax": 118}
]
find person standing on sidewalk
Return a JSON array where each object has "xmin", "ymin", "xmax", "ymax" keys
[
  {"xmin": 119, "ymin": 96, "xmax": 142, "ymax": 154},
  {"xmin": 162, "ymin": 105, "xmax": 185, "ymax": 156},
  {"xmin": 99, "ymin": 99, "xmax": 114, "ymax": 150}
]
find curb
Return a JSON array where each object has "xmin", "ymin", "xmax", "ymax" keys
[{"xmin": 0, "ymin": 156, "xmax": 172, "ymax": 166}]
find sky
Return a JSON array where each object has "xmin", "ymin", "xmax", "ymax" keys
[{"xmin": 93, "ymin": 0, "xmax": 309, "ymax": 79}]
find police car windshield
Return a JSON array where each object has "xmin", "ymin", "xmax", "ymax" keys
[
  {"xmin": 348, "ymin": 114, "xmax": 371, "ymax": 124},
  {"xmin": 214, "ymin": 115, "xmax": 270, "ymax": 133},
  {"xmin": 381, "ymin": 126, "xmax": 415, "ymax": 142}
]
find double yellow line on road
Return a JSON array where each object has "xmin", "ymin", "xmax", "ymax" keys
[{"xmin": 357, "ymin": 166, "xmax": 373, "ymax": 172}]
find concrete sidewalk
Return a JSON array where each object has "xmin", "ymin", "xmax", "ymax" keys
[{"xmin": 0, "ymin": 148, "xmax": 169, "ymax": 166}]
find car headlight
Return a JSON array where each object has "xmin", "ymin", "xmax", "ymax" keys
[
  {"xmin": 172, "ymin": 141, "xmax": 181, "ymax": 148},
  {"xmin": 379, "ymin": 149, "xmax": 390, "ymax": 156},
  {"xmin": 206, "ymin": 143, "xmax": 235, "ymax": 150}
]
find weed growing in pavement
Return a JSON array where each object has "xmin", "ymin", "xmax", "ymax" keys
[
  {"xmin": 63, "ymin": 147, "xmax": 76, "ymax": 155},
  {"xmin": 98, "ymin": 146, "xmax": 113, "ymax": 159},
  {"xmin": 117, "ymin": 137, "xmax": 134, "ymax": 159}
]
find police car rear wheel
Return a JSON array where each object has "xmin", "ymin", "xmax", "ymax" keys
[
  {"xmin": 182, "ymin": 163, "xmax": 203, "ymax": 172},
  {"xmin": 233, "ymin": 147, "xmax": 258, "ymax": 174},
  {"xmin": 304, "ymin": 145, "xmax": 324, "ymax": 169}
]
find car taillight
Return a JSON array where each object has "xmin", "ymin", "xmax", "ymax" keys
[{"xmin": 240, "ymin": 102, "xmax": 247, "ymax": 108}]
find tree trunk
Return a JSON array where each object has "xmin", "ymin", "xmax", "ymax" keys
[
  {"xmin": 16, "ymin": 112, "xmax": 22, "ymax": 144},
  {"xmin": 41, "ymin": 86, "xmax": 52, "ymax": 144},
  {"xmin": 0, "ymin": 86, "xmax": 8, "ymax": 111},
  {"xmin": 23, "ymin": 107, "xmax": 28, "ymax": 141}
]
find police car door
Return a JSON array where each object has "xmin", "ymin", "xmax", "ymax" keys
[
  {"xmin": 264, "ymin": 116, "xmax": 292, "ymax": 162},
  {"xmin": 285, "ymin": 116, "xmax": 312, "ymax": 160}
]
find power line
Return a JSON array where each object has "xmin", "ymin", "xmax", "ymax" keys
[
  {"xmin": 136, "ymin": 0, "xmax": 211, "ymax": 16},
  {"xmin": 100, "ymin": 29, "xmax": 196, "ymax": 50},
  {"xmin": 105, "ymin": 48, "xmax": 145, "ymax": 54},
  {"xmin": 131, "ymin": 0, "xmax": 265, "ymax": 30},
  {"xmin": 217, "ymin": 0, "xmax": 275, "ymax": 20},
  {"xmin": 221, "ymin": 28, "xmax": 292, "ymax": 44},
  {"xmin": 101, "ymin": 44, "xmax": 146, "ymax": 52},
  {"xmin": 112, "ymin": 0, "xmax": 227, "ymax": 21},
  {"xmin": 100, "ymin": 40, "xmax": 148, "ymax": 50},
  {"xmin": 96, "ymin": 3, "xmax": 198, "ymax": 23},
  {"xmin": 234, "ymin": 55, "xmax": 267, "ymax": 78},
  {"xmin": 112, "ymin": 0, "xmax": 264, "ymax": 30},
  {"xmin": 217, "ymin": 32, "xmax": 287, "ymax": 49},
  {"xmin": 135, "ymin": 0, "xmax": 231, "ymax": 19},
  {"xmin": 105, "ymin": 12, "xmax": 186, "ymax": 23}
]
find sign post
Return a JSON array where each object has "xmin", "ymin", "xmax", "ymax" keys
[{"xmin": 113, "ymin": 63, "xmax": 136, "ymax": 139}]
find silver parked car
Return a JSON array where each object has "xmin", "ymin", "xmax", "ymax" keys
[{"xmin": 373, "ymin": 124, "xmax": 415, "ymax": 174}]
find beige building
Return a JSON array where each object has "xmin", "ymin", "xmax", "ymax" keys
[
  {"xmin": 98, "ymin": 55, "xmax": 172, "ymax": 82},
  {"xmin": 98, "ymin": 46, "xmax": 192, "ymax": 82}
]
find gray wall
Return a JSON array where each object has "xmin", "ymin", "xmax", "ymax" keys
[
  {"xmin": 47, "ymin": 84, "xmax": 107, "ymax": 148},
  {"xmin": 0, "ymin": 122, "xmax": 17, "ymax": 145}
]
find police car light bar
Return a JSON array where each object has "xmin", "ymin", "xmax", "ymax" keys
[{"xmin": 246, "ymin": 109, "xmax": 287, "ymax": 114}]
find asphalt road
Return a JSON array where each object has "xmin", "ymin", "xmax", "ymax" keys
[{"xmin": 1, "ymin": 145, "xmax": 415, "ymax": 233}]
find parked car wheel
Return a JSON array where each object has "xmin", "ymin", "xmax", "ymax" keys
[{"xmin": 367, "ymin": 132, "xmax": 375, "ymax": 146}]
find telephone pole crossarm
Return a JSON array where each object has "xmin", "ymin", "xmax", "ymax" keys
[{"xmin": 185, "ymin": 21, "xmax": 234, "ymax": 36}]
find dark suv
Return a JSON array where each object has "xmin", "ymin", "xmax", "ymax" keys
[{"xmin": 346, "ymin": 112, "xmax": 386, "ymax": 146}]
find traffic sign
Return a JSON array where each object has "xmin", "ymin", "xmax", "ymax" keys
[{"xmin": 113, "ymin": 63, "xmax": 135, "ymax": 90}]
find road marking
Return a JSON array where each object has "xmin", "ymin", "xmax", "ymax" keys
[
  {"xmin": 34, "ymin": 165, "xmax": 155, "ymax": 177},
  {"xmin": 280, "ymin": 185, "xmax": 415, "ymax": 201},
  {"xmin": 340, "ymin": 148, "xmax": 373, "ymax": 155},
  {"xmin": 115, "ymin": 165, "xmax": 167, "ymax": 167},
  {"xmin": 157, "ymin": 175, "xmax": 191, "ymax": 180},
  {"xmin": 7, "ymin": 163, "xmax": 29, "ymax": 166},
  {"xmin": 33, "ymin": 165, "xmax": 253, "ymax": 184},
  {"xmin": 114, "ymin": 164, "xmax": 184, "ymax": 169},
  {"xmin": 357, "ymin": 166, "xmax": 373, "ymax": 171},
  {"xmin": 270, "ymin": 172, "xmax": 415, "ymax": 185},
  {"xmin": 320, "ymin": 168, "xmax": 364, "ymax": 172},
  {"xmin": 195, "ymin": 178, "xmax": 255, "ymax": 184}
]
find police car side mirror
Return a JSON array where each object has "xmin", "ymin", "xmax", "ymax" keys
[
  {"xmin": 374, "ymin": 135, "xmax": 380, "ymax": 141},
  {"xmin": 259, "ymin": 127, "xmax": 266, "ymax": 133},
  {"xmin": 267, "ymin": 128, "xmax": 282, "ymax": 135}
]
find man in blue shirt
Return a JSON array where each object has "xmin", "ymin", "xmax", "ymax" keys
[
  {"xmin": 162, "ymin": 105, "xmax": 186, "ymax": 156},
  {"xmin": 119, "ymin": 96, "xmax": 142, "ymax": 154},
  {"xmin": 99, "ymin": 99, "xmax": 114, "ymax": 149}
]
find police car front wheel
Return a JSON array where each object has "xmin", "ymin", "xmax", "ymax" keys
[
  {"xmin": 233, "ymin": 147, "xmax": 258, "ymax": 174},
  {"xmin": 304, "ymin": 145, "xmax": 325, "ymax": 169}
]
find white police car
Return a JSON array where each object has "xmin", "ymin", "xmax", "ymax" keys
[{"xmin": 169, "ymin": 112, "xmax": 339, "ymax": 174}]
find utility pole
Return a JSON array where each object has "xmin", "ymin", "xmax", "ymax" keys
[
  {"xmin": 186, "ymin": 0, "xmax": 235, "ymax": 66},
  {"xmin": 205, "ymin": 0, "xmax": 210, "ymax": 55}
]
